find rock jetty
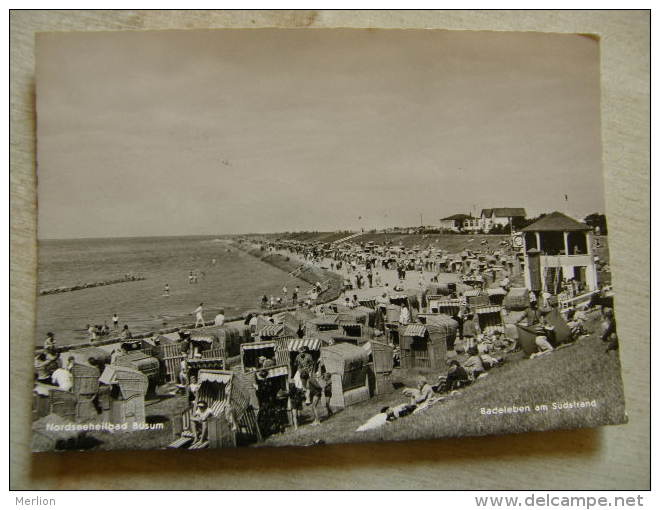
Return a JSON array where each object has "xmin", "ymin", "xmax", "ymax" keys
[{"xmin": 39, "ymin": 275, "xmax": 146, "ymax": 296}]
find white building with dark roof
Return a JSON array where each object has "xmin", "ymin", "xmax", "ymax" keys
[{"xmin": 479, "ymin": 208, "xmax": 527, "ymax": 233}]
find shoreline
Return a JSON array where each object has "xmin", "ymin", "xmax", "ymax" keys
[{"xmin": 40, "ymin": 241, "xmax": 345, "ymax": 354}]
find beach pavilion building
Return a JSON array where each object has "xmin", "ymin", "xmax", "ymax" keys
[{"xmin": 521, "ymin": 212, "xmax": 598, "ymax": 294}]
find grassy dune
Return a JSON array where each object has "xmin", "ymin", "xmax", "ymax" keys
[{"xmin": 260, "ymin": 321, "xmax": 626, "ymax": 447}]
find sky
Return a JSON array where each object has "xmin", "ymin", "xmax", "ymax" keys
[{"xmin": 36, "ymin": 29, "xmax": 604, "ymax": 239}]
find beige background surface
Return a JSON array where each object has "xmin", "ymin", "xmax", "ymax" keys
[{"xmin": 10, "ymin": 10, "xmax": 650, "ymax": 490}]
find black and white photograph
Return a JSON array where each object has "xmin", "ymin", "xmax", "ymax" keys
[{"xmin": 31, "ymin": 27, "xmax": 627, "ymax": 453}]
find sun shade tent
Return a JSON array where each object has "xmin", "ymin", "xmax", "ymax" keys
[
  {"xmin": 320, "ymin": 343, "xmax": 371, "ymax": 409},
  {"xmin": 240, "ymin": 340, "xmax": 289, "ymax": 372},
  {"xmin": 99, "ymin": 365, "xmax": 148, "ymax": 424}
]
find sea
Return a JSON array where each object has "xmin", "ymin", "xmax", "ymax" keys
[{"xmin": 36, "ymin": 236, "xmax": 306, "ymax": 347}]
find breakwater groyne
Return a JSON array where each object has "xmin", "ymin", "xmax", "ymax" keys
[{"xmin": 39, "ymin": 276, "xmax": 146, "ymax": 296}]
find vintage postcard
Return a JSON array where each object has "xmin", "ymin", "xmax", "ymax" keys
[{"xmin": 32, "ymin": 28, "xmax": 625, "ymax": 452}]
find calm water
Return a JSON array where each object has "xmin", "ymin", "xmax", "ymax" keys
[{"xmin": 36, "ymin": 236, "xmax": 305, "ymax": 346}]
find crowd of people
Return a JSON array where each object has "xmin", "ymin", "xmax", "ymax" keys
[{"xmin": 34, "ymin": 233, "xmax": 617, "ymax": 448}]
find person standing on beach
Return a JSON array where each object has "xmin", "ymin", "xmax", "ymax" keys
[
  {"xmin": 44, "ymin": 332, "xmax": 56, "ymax": 350},
  {"xmin": 292, "ymin": 286, "xmax": 299, "ymax": 305},
  {"xmin": 112, "ymin": 313, "xmax": 119, "ymax": 330},
  {"xmin": 214, "ymin": 308, "xmax": 225, "ymax": 326},
  {"xmin": 282, "ymin": 285, "xmax": 288, "ymax": 302},
  {"xmin": 194, "ymin": 303, "xmax": 205, "ymax": 327},
  {"xmin": 164, "ymin": 283, "xmax": 170, "ymax": 296}
]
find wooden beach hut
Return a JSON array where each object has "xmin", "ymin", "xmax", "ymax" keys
[
  {"xmin": 285, "ymin": 337, "xmax": 323, "ymax": 374},
  {"xmin": 114, "ymin": 351, "xmax": 160, "ymax": 395},
  {"xmin": 240, "ymin": 339, "xmax": 289, "ymax": 372},
  {"xmin": 390, "ymin": 291, "xmax": 421, "ymax": 313},
  {"xmin": 473, "ymin": 304, "xmax": 505, "ymax": 335},
  {"xmin": 185, "ymin": 357, "xmax": 226, "ymax": 379},
  {"xmin": 503, "ymin": 287, "xmax": 531, "ymax": 311},
  {"xmin": 486, "ymin": 287, "xmax": 508, "ymax": 306},
  {"xmin": 304, "ymin": 317, "xmax": 340, "ymax": 336},
  {"xmin": 257, "ymin": 322, "xmax": 296, "ymax": 341},
  {"xmin": 155, "ymin": 341, "xmax": 187, "ymax": 384},
  {"xmin": 427, "ymin": 297, "xmax": 462, "ymax": 316},
  {"xmin": 399, "ymin": 315, "xmax": 456, "ymax": 372},
  {"xmin": 236, "ymin": 364, "xmax": 292, "ymax": 437},
  {"xmin": 173, "ymin": 369, "xmax": 261, "ymax": 449},
  {"xmin": 320, "ymin": 343, "xmax": 370, "ymax": 409},
  {"xmin": 99, "ymin": 365, "xmax": 148, "ymax": 425},
  {"xmin": 70, "ymin": 362, "xmax": 102, "ymax": 421},
  {"xmin": 365, "ymin": 340, "xmax": 395, "ymax": 396},
  {"xmin": 463, "ymin": 289, "xmax": 489, "ymax": 307},
  {"xmin": 36, "ymin": 361, "xmax": 103, "ymax": 423}
]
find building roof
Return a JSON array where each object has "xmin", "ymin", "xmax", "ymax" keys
[
  {"xmin": 441, "ymin": 213, "xmax": 472, "ymax": 221},
  {"xmin": 481, "ymin": 208, "xmax": 527, "ymax": 218},
  {"xmin": 521, "ymin": 211, "xmax": 591, "ymax": 232}
]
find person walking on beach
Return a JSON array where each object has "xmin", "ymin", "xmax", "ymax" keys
[
  {"xmin": 112, "ymin": 313, "xmax": 119, "ymax": 330},
  {"xmin": 194, "ymin": 303, "xmax": 205, "ymax": 327},
  {"xmin": 87, "ymin": 324, "xmax": 97, "ymax": 342}
]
